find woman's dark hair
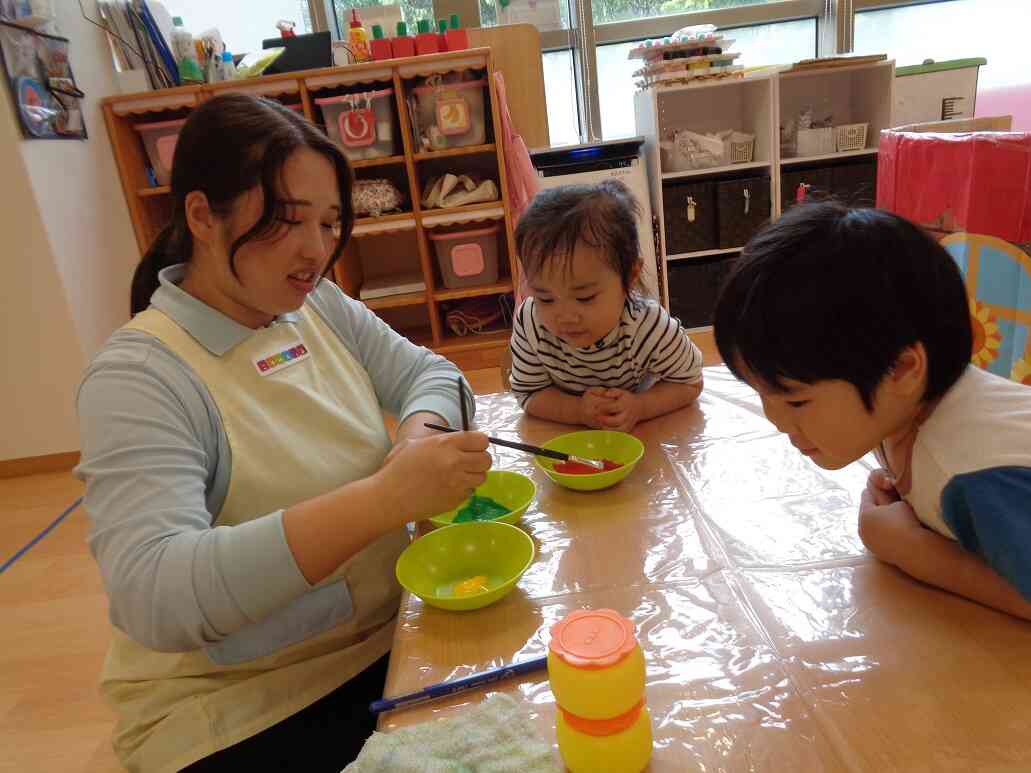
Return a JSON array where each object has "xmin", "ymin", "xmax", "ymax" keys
[
  {"xmin": 714, "ymin": 201, "xmax": 972, "ymax": 409},
  {"xmin": 515, "ymin": 179, "xmax": 642, "ymax": 291},
  {"xmin": 130, "ymin": 93, "xmax": 354, "ymax": 314}
]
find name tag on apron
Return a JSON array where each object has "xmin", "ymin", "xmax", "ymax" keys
[{"xmin": 254, "ymin": 339, "xmax": 310, "ymax": 377}]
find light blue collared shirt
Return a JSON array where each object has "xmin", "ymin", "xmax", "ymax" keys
[{"xmin": 76, "ymin": 265, "xmax": 470, "ymax": 652}]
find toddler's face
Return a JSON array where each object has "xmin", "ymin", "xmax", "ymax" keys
[
  {"xmin": 742, "ymin": 372, "xmax": 899, "ymax": 470},
  {"xmin": 527, "ymin": 244, "xmax": 630, "ymax": 349}
]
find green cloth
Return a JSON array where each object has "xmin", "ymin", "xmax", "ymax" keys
[{"xmin": 344, "ymin": 693, "xmax": 559, "ymax": 772}]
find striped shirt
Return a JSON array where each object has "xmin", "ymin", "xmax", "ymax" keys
[{"xmin": 509, "ymin": 296, "xmax": 703, "ymax": 405}]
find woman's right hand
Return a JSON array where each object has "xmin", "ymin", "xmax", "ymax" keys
[{"xmin": 377, "ymin": 432, "xmax": 492, "ymax": 524}]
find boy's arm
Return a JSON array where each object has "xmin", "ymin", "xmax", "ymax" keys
[{"xmin": 858, "ymin": 476, "xmax": 1031, "ymax": 621}]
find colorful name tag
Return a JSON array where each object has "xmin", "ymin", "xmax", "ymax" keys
[{"xmin": 254, "ymin": 340, "xmax": 310, "ymax": 376}]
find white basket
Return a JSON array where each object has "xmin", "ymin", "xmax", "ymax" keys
[
  {"xmin": 796, "ymin": 127, "xmax": 835, "ymax": 157},
  {"xmin": 726, "ymin": 131, "xmax": 754, "ymax": 163},
  {"xmin": 662, "ymin": 128, "xmax": 754, "ymax": 171},
  {"xmin": 836, "ymin": 122, "xmax": 869, "ymax": 152}
]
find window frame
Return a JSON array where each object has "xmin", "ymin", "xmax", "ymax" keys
[{"xmin": 315, "ymin": 0, "xmax": 943, "ymax": 144}]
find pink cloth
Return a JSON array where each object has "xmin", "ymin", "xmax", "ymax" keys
[
  {"xmin": 494, "ymin": 72, "xmax": 539, "ymax": 305},
  {"xmin": 976, "ymin": 83, "xmax": 1031, "ymax": 131}
]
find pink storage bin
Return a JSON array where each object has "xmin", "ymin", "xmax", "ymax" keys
[
  {"xmin": 429, "ymin": 223, "xmax": 501, "ymax": 288},
  {"xmin": 315, "ymin": 89, "xmax": 398, "ymax": 161},
  {"xmin": 133, "ymin": 118, "xmax": 186, "ymax": 187},
  {"xmin": 412, "ymin": 79, "xmax": 487, "ymax": 149}
]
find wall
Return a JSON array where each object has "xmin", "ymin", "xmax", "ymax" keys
[{"xmin": 0, "ymin": 1, "xmax": 138, "ymax": 461}]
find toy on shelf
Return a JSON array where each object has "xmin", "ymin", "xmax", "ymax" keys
[
  {"xmin": 629, "ymin": 23, "xmax": 743, "ymax": 90},
  {"xmin": 661, "ymin": 128, "xmax": 754, "ymax": 172}
]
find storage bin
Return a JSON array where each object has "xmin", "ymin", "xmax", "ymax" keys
[
  {"xmin": 429, "ymin": 223, "xmax": 500, "ymax": 288},
  {"xmin": 796, "ymin": 127, "xmax": 834, "ymax": 157},
  {"xmin": 780, "ymin": 167, "xmax": 832, "ymax": 210},
  {"xmin": 412, "ymin": 79, "xmax": 487, "ymax": 150},
  {"xmin": 716, "ymin": 176, "xmax": 771, "ymax": 249},
  {"xmin": 667, "ymin": 254, "xmax": 738, "ymax": 329},
  {"xmin": 835, "ymin": 122, "xmax": 868, "ymax": 152},
  {"xmin": 662, "ymin": 180, "xmax": 717, "ymax": 255},
  {"xmin": 661, "ymin": 129, "xmax": 754, "ymax": 172},
  {"xmin": 134, "ymin": 118, "xmax": 186, "ymax": 186},
  {"xmin": 316, "ymin": 89, "xmax": 398, "ymax": 161},
  {"xmin": 830, "ymin": 159, "xmax": 877, "ymax": 206}
]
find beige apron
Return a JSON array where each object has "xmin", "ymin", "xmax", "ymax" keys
[{"xmin": 103, "ymin": 304, "xmax": 409, "ymax": 772}]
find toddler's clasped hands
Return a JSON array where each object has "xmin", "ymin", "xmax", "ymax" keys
[{"xmin": 579, "ymin": 387, "xmax": 645, "ymax": 433}]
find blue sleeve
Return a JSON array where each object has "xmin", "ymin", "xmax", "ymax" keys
[
  {"xmin": 941, "ymin": 467, "xmax": 1031, "ymax": 601},
  {"xmin": 309, "ymin": 281, "xmax": 472, "ymax": 426},
  {"xmin": 75, "ymin": 335, "xmax": 311, "ymax": 652}
]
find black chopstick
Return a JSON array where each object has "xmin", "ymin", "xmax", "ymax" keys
[
  {"xmin": 457, "ymin": 376, "xmax": 469, "ymax": 432},
  {"xmin": 424, "ymin": 422, "xmax": 567, "ymax": 461}
]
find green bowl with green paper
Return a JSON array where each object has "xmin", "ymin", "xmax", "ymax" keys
[
  {"xmin": 534, "ymin": 430, "xmax": 645, "ymax": 491},
  {"xmin": 396, "ymin": 521, "xmax": 535, "ymax": 611},
  {"xmin": 429, "ymin": 470, "xmax": 536, "ymax": 528}
]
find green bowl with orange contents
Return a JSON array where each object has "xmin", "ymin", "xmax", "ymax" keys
[
  {"xmin": 534, "ymin": 430, "xmax": 645, "ymax": 491},
  {"xmin": 395, "ymin": 521, "xmax": 535, "ymax": 611}
]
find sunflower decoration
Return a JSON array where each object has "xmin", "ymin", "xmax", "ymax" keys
[
  {"xmin": 1012, "ymin": 357, "xmax": 1031, "ymax": 386},
  {"xmin": 969, "ymin": 299, "xmax": 1003, "ymax": 369}
]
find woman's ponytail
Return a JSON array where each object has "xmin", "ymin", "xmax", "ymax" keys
[{"xmin": 130, "ymin": 219, "xmax": 190, "ymax": 315}]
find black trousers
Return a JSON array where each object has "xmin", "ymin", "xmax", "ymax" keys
[{"xmin": 181, "ymin": 654, "xmax": 389, "ymax": 772}]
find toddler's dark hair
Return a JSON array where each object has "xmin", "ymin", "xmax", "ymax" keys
[
  {"xmin": 714, "ymin": 201, "xmax": 972, "ymax": 410},
  {"xmin": 515, "ymin": 179, "xmax": 641, "ymax": 290}
]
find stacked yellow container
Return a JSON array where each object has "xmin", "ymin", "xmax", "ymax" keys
[{"xmin": 547, "ymin": 609, "xmax": 653, "ymax": 773}]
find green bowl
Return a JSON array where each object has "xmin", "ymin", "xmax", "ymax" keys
[
  {"xmin": 534, "ymin": 430, "xmax": 645, "ymax": 491},
  {"xmin": 396, "ymin": 521, "xmax": 535, "ymax": 611},
  {"xmin": 429, "ymin": 470, "xmax": 536, "ymax": 528}
]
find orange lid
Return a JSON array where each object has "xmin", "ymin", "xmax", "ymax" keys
[
  {"xmin": 560, "ymin": 700, "xmax": 644, "ymax": 736},
  {"xmin": 549, "ymin": 608, "xmax": 638, "ymax": 669}
]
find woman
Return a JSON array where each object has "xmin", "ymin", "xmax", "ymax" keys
[{"xmin": 76, "ymin": 94, "xmax": 491, "ymax": 772}]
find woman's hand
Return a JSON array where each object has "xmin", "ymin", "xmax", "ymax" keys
[{"xmin": 377, "ymin": 432, "xmax": 492, "ymax": 523}]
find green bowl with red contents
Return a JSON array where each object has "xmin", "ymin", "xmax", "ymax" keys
[{"xmin": 534, "ymin": 430, "xmax": 644, "ymax": 491}]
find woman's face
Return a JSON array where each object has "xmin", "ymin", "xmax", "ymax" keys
[{"xmin": 190, "ymin": 147, "xmax": 343, "ymax": 328}]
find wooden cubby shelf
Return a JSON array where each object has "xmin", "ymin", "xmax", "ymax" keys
[
  {"xmin": 351, "ymin": 155, "xmax": 407, "ymax": 169},
  {"xmin": 102, "ymin": 48, "xmax": 518, "ymax": 370},
  {"xmin": 434, "ymin": 280, "xmax": 513, "ymax": 302},
  {"xmin": 414, "ymin": 143, "xmax": 497, "ymax": 161}
]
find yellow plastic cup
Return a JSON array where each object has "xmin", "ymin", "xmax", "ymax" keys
[
  {"xmin": 547, "ymin": 609, "xmax": 646, "ymax": 720},
  {"xmin": 556, "ymin": 701, "xmax": 653, "ymax": 773}
]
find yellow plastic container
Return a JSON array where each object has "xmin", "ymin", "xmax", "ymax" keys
[
  {"xmin": 555, "ymin": 701, "xmax": 653, "ymax": 773},
  {"xmin": 547, "ymin": 609, "xmax": 646, "ymax": 720}
]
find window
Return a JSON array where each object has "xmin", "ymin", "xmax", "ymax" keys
[
  {"xmin": 854, "ymin": 0, "xmax": 1026, "ymax": 90},
  {"xmin": 330, "ymin": 0, "xmax": 497, "ymax": 31},
  {"xmin": 543, "ymin": 50, "xmax": 579, "ymax": 146},
  {"xmin": 592, "ymin": 0, "xmax": 785, "ymax": 25},
  {"xmin": 161, "ymin": 0, "xmax": 312, "ymax": 56}
]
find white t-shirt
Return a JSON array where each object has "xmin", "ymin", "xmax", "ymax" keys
[{"xmin": 508, "ymin": 296, "xmax": 703, "ymax": 405}]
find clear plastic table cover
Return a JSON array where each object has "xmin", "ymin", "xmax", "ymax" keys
[{"xmin": 380, "ymin": 367, "xmax": 1031, "ymax": 770}]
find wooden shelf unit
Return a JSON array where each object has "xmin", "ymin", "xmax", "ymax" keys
[
  {"xmin": 635, "ymin": 59, "xmax": 895, "ymax": 327},
  {"xmin": 101, "ymin": 48, "xmax": 518, "ymax": 370}
]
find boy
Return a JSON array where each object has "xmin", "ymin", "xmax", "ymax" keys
[{"xmin": 714, "ymin": 202, "xmax": 1031, "ymax": 619}]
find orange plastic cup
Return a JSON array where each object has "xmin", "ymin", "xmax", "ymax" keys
[
  {"xmin": 547, "ymin": 609, "xmax": 647, "ymax": 720},
  {"xmin": 555, "ymin": 700, "xmax": 653, "ymax": 773}
]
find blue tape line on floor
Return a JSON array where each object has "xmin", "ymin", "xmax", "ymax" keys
[{"xmin": 0, "ymin": 496, "xmax": 82, "ymax": 576}]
